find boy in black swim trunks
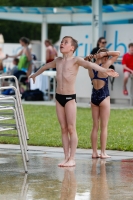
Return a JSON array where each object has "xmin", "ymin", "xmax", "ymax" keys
[{"xmin": 29, "ymin": 36, "xmax": 119, "ymax": 167}]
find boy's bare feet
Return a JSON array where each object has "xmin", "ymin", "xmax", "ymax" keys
[
  {"xmin": 63, "ymin": 159, "xmax": 76, "ymax": 167},
  {"xmin": 92, "ymin": 152, "xmax": 100, "ymax": 159},
  {"xmin": 100, "ymin": 153, "xmax": 111, "ymax": 159},
  {"xmin": 58, "ymin": 157, "xmax": 69, "ymax": 167}
]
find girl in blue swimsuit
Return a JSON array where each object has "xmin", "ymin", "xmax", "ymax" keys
[{"xmin": 85, "ymin": 48, "xmax": 120, "ymax": 159}]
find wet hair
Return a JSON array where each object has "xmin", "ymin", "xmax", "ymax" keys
[
  {"xmin": 13, "ymin": 58, "xmax": 19, "ymax": 65},
  {"xmin": 97, "ymin": 48, "xmax": 109, "ymax": 58},
  {"xmin": 45, "ymin": 39, "xmax": 52, "ymax": 45},
  {"xmin": 97, "ymin": 37, "xmax": 106, "ymax": 47},
  {"xmin": 62, "ymin": 36, "xmax": 78, "ymax": 53},
  {"xmin": 128, "ymin": 43, "xmax": 133, "ymax": 48},
  {"xmin": 97, "ymin": 48, "xmax": 109, "ymax": 53},
  {"xmin": 20, "ymin": 37, "xmax": 30, "ymax": 45}
]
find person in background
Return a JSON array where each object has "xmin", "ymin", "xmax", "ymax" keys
[
  {"xmin": 2, "ymin": 58, "xmax": 19, "ymax": 86},
  {"xmin": 1, "ymin": 58, "xmax": 19, "ymax": 86},
  {"xmin": 91, "ymin": 37, "xmax": 107, "ymax": 56},
  {"xmin": 10, "ymin": 58, "xmax": 19, "ymax": 75},
  {"xmin": 7, "ymin": 37, "xmax": 32, "ymax": 83},
  {"xmin": 122, "ymin": 43, "xmax": 133, "ymax": 95},
  {"xmin": 44, "ymin": 39, "xmax": 58, "ymax": 70},
  {"xmin": 1, "ymin": 57, "xmax": 18, "ymax": 92}
]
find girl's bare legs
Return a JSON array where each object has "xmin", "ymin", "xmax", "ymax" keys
[
  {"xmin": 91, "ymin": 103, "xmax": 100, "ymax": 158},
  {"xmin": 99, "ymin": 96, "xmax": 111, "ymax": 158},
  {"xmin": 63, "ymin": 100, "xmax": 78, "ymax": 167},
  {"xmin": 56, "ymin": 101, "xmax": 69, "ymax": 166}
]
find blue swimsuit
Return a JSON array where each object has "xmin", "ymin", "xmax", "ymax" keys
[{"xmin": 91, "ymin": 69, "xmax": 110, "ymax": 106}]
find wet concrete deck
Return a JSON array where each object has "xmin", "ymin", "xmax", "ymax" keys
[{"xmin": 0, "ymin": 145, "xmax": 133, "ymax": 200}]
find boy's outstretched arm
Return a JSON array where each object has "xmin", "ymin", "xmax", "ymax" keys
[
  {"xmin": 76, "ymin": 57, "xmax": 119, "ymax": 77},
  {"xmin": 29, "ymin": 59, "xmax": 56, "ymax": 83}
]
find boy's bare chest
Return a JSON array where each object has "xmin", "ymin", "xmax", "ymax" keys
[{"xmin": 56, "ymin": 60, "xmax": 77, "ymax": 73}]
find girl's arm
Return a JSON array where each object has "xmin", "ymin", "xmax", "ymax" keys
[
  {"xmin": 95, "ymin": 51, "xmax": 120, "ymax": 68},
  {"xmin": 84, "ymin": 51, "xmax": 120, "ymax": 68}
]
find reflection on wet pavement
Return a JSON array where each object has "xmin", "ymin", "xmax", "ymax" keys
[
  {"xmin": 0, "ymin": 149, "xmax": 133, "ymax": 200},
  {"xmin": 59, "ymin": 167, "xmax": 76, "ymax": 200}
]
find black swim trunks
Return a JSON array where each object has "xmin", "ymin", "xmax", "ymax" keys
[
  {"xmin": 55, "ymin": 93, "xmax": 76, "ymax": 107},
  {"xmin": 91, "ymin": 69, "xmax": 110, "ymax": 106}
]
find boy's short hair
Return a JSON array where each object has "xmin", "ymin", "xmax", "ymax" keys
[
  {"xmin": 63, "ymin": 36, "xmax": 78, "ymax": 53},
  {"xmin": 97, "ymin": 48, "xmax": 109, "ymax": 53},
  {"xmin": 128, "ymin": 43, "xmax": 133, "ymax": 48}
]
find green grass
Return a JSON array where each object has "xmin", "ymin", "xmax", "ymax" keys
[{"xmin": 0, "ymin": 105, "xmax": 133, "ymax": 151}]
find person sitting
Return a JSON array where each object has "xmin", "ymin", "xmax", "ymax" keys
[
  {"xmin": 1, "ymin": 58, "xmax": 19, "ymax": 88},
  {"xmin": 10, "ymin": 58, "xmax": 19, "ymax": 75},
  {"xmin": 122, "ymin": 43, "xmax": 133, "ymax": 95}
]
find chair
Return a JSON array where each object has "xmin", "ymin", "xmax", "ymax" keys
[
  {"xmin": 0, "ymin": 106, "xmax": 28, "ymax": 172},
  {"xmin": 0, "ymin": 95, "xmax": 29, "ymax": 155},
  {"xmin": 0, "ymin": 75, "xmax": 29, "ymax": 172},
  {"xmin": 0, "ymin": 75, "xmax": 29, "ymax": 141}
]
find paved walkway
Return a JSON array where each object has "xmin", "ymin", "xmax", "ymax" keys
[
  {"xmin": 0, "ymin": 144, "xmax": 133, "ymax": 160},
  {"xmin": 0, "ymin": 144, "xmax": 133, "ymax": 200}
]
